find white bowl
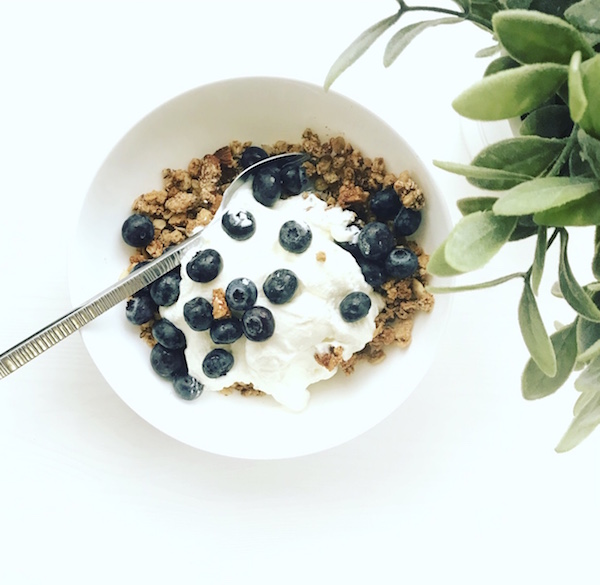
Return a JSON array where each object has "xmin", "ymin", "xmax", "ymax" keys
[{"xmin": 68, "ymin": 77, "xmax": 453, "ymax": 459}]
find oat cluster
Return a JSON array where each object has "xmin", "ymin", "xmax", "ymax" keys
[{"xmin": 127, "ymin": 129, "xmax": 434, "ymax": 392}]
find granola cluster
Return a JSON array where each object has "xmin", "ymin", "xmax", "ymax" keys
[{"xmin": 127, "ymin": 128, "xmax": 434, "ymax": 391}]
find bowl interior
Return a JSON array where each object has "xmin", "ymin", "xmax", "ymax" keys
[{"xmin": 68, "ymin": 77, "xmax": 453, "ymax": 459}]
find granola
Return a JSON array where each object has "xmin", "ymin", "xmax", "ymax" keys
[{"xmin": 127, "ymin": 129, "xmax": 434, "ymax": 396}]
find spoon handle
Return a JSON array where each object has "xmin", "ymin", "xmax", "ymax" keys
[
  {"xmin": 0, "ymin": 152, "xmax": 306, "ymax": 380},
  {"xmin": 0, "ymin": 231, "xmax": 202, "ymax": 379}
]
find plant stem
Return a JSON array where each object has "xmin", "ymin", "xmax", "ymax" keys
[
  {"xmin": 397, "ymin": 1, "xmax": 492, "ymax": 29},
  {"xmin": 427, "ymin": 271, "xmax": 526, "ymax": 294},
  {"xmin": 546, "ymin": 125, "xmax": 579, "ymax": 177}
]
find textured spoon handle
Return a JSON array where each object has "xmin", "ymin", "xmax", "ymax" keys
[
  {"xmin": 0, "ymin": 232, "xmax": 202, "ymax": 379},
  {"xmin": 0, "ymin": 152, "xmax": 306, "ymax": 380}
]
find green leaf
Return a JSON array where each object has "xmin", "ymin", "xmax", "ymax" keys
[
  {"xmin": 502, "ymin": 0, "xmax": 533, "ymax": 8},
  {"xmin": 531, "ymin": 226, "xmax": 547, "ymax": 294},
  {"xmin": 519, "ymin": 279, "xmax": 557, "ymax": 376},
  {"xmin": 522, "ymin": 320, "xmax": 577, "ymax": 399},
  {"xmin": 530, "ymin": 0, "xmax": 583, "ymax": 18},
  {"xmin": 452, "ymin": 63, "xmax": 568, "ymax": 121},
  {"xmin": 493, "ymin": 177, "xmax": 600, "ymax": 215},
  {"xmin": 433, "ymin": 159, "xmax": 533, "ymax": 190},
  {"xmin": 559, "ymin": 229, "xmax": 600, "ymax": 322},
  {"xmin": 476, "ymin": 44, "xmax": 500, "ymax": 58},
  {"xmin": 576, "ymin": 315, "xmax": 600, "ymax": 363},
  {"xmin": 564, "ymin": 0, "xmax": 600, "ymax": 33},
  {"xmin": 533, "ymin": 190, "xmax": 600, "ymax": 226},
  {"xmin": 575, "ymin": 354, "xmax": 600, "ymax": 393},
  {"xmin": 427, "ymin": 240, "xmax": 465, "ymax": 277},
  {"xmin": 457, "ymin": 196, "xmax": 498, "ymax": 215},
  {"xmin": 555, "ymin": 386, "xmax": 600, "ymax": 452},
  {"xmin": 492, "ymin": 9, "xmax": 595, "ymax": 64},
  {"xmin": 569, "ymin": 51, "xmax": 589, "ymax": 123},
  {"xmin": 324, "ymin": 12, "xmax": 401, "ymax": 90},
  {"xmin": 383, "ymin": 17, "xmax": 462, "ymax": 68},
  {"xmin": 453, "ymin": 0, "xmax": 472, "ymax": 10},
  {"xmin": 578, "ymin": 130, "xmax": 600, "ymax": 179},
  {"xmin": 578, "ymin": 54, "xmax": 600, "ymax": 140},
  {"xmin": 444, "ymin": 211, "xmax": 518, "ymax": 272},
  {"xmin": 569, "ymin": 147, "xmax": 595, "ymax": 178},
  {"xmin": 593, "ymin": 241, "xmax": 600, "ymax": 281},
  {"xmin": 468, "ymin": 136, "xmax": 567, "ymax": 190},
  {"xmin": 484, "ymin": 55, "xmax": 520, "ymax": 76},
  {"xmin": 519, "ymin": 105, "xmax": 574, "ymax": 138}
]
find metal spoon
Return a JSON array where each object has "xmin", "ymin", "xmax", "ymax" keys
[{"xmin": 0, "ymin": 152, "xmax": 306, "ymax": 379}]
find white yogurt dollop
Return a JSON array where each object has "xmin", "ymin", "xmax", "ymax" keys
[{"xmin": 161, "ymin": 182, "xmax": 384, "ymax": 411}]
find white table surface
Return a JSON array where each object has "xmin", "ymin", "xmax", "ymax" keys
[{"xmin": 1, "ymin": 2, "xmax": 598, "ymax": 583}]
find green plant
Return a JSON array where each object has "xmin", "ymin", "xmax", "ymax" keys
[{"xmin": 326, "ymin": 0, "xmax": 600, "ymax": 451}]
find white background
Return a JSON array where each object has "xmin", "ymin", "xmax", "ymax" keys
[{"xmin": 1, "ymin": 1, "xmax": 598, "ymax": 583}]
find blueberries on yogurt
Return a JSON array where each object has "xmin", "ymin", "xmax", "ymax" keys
[
  {"xmin": 152, "ymin": 318, "xmax": 186, "ymax": 350},
  {"xmin": 172, "ymin": 374, "xmax": 204, "ymax": 400},
  {"xmin": 279, "ymin": 220, "xmax": 312, "ymax": 254},
  {"xmin": 339, "ymin": 291, "xmax": 372, "ymax": 323},
  {"xmin": 210, "ymin": 318, "xmax": 244, "ymax": 345},
  {"xmin": 203, "ymin": 348, "xmax": 234, "ymax": 378},
  {"xmin": 225, "ymin": 277, "xmax": 258, "ymax": 312},
  {"xmin": 149, "ymin": 270, "xmax": 181, "ymax": 307},
  {"xmin": 222, "ymin": 210, "xmax": 256, "ymax": 241},
  {"xmin": 242, "ymin": 306, "xmax": 275, "ymax": 342},
  {"xmin": 263, "ymin": 268, "xmax": 298, "ymax": 305},
  {"xmin": 252, "ymin": 165, "xmax": 282, "ymax": 207},
  {"xmin": 125, "ymin": 291, "xmax": 156, "ymax": 325},
  {"xmin": 150, "ymin": 343, "xmax": 187, "ymax": 380},
  {"xmin": 183, "ymin": 297, "xmax": 213, "ymax": 331},
  {"xmin": 186, "ymin": 249, "xmax": 222, "ymax": 283}
]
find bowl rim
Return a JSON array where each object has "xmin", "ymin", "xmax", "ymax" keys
[{"xmin": 67, "ymin": 75, "xmax": 454, "ymax": 459}]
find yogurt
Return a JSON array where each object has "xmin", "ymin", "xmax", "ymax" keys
[{"xmin": 161, "ymin": 183, "xmax": 384, "ymax": 411}]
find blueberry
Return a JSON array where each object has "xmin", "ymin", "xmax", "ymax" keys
[
  {"xmin": 202, "ymin": 348, "xmax": 234, "ymax": 378},
  {"xmin": 172, "ymin": 374, "xmax": 204, "ymax": 400},
  {"xmin": 241, "ymin": 145, "xmax": 269, "ymax": 169},
  {"xmin": 186, "ymin": 249, "xmax": 222, "ymax": 283},
  {"xmin": 152, "ymin": 318, "xmax": 186, "ymax": 350},
  {"xmin": 263, "ymin": 268, "xmax": 298, "ymax": 304},
  {"xmin": 370, "ymin": 187, "xmax": 402, "ymax": 221},
  {"xmin": 210, "ymin": 318, "xmax": 243, "ymax": 345},
  {"xmin": 279, "ymin": 220, "xmax": 312, "ymax": 254},
  {"xmin": 150, "ymin": 343, "xmax": 187, "ymax": 380},
  {"xmin": 359, "ymin": 260, "xmax": 387, "ymax": 288},
  {"xmin": 242, "ymin": 306, "xmax": 275, "ymax": 341},
  {"xmin": 281, "ymin": 162, "xmax": 308, "ymax": 195},
  {"xmin": 393, "ymin": 206, "xmax": 422, "ymax": 236},
  {"xmin": 357, "ymin": 222, "xmax": 395, "ymax": 260},
  {"xmin": 121, "ymin": 214, "xmax": 155, "ymax": 247},
  {"xmin": 339, "ymin": 291, "xmax": 372, "ymax": 323},
  {"xmin": 225, "ymin": 277, "xmax": 258, "ymax": 312},
  {"xmin": 222, "ymin": 210, "xmax": 256, "ymax": 241},
  {"xmin": 125, "ymin": 291, "xmax": 156, "ymax": 325},
  {"xmin": 149, "ymin": 270, "xmax": 181, "ymax": 306},
  {"xmin": 183, "ymin": 297, "xmax": 213, "ymax": 331},
  {"xmin": 385, "ymin": 247, "xmax": 419, "ymax": 279},
  {"xmin": 252, "ymin": 165, "xmax": 282, "ymax": 207}
]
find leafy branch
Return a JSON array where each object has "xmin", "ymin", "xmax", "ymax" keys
[
  {"xmin": 326, "ymin": 0, "xmax": 600, "ymax": 451},
  {"xmin": 324, "ymin": 0, "xmax": 499, "ymax": 90}
]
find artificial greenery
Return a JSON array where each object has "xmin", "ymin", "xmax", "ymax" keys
[{"xmin": 326, "ymin": 0, "xmax": 600, "ymax": 451}]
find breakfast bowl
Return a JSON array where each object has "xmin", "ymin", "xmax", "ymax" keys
[{"xmin": 68, "ymin": 76, "xmax": 453, "ymax": 460}]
